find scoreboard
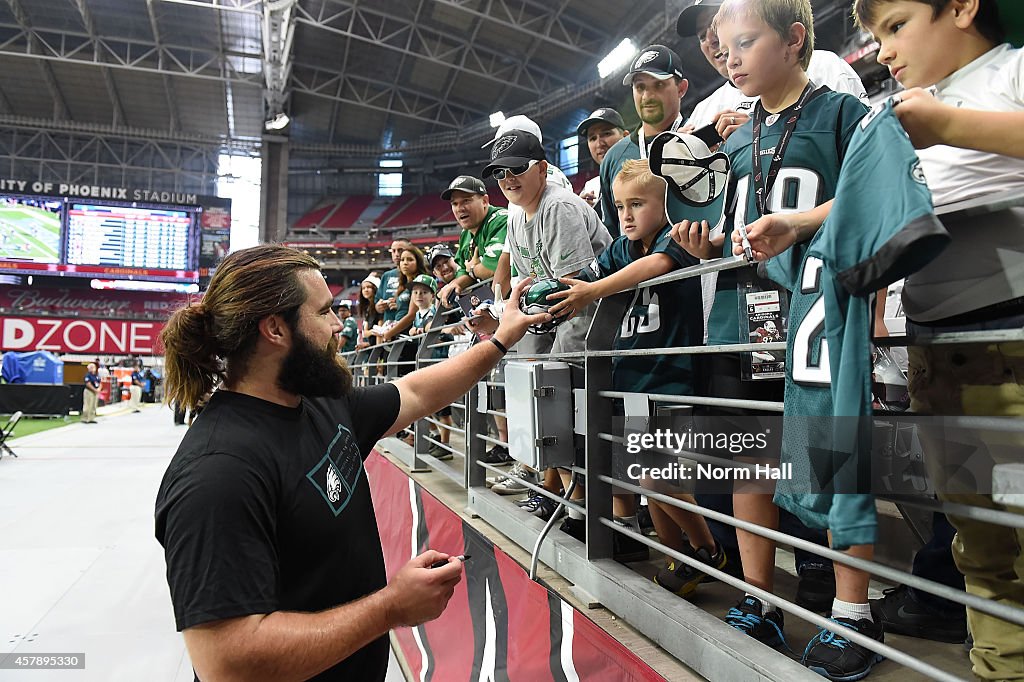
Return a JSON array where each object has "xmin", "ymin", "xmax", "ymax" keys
[{"xmin": 66, "ymin": 203, "xmax": 193, "ymax": 270}]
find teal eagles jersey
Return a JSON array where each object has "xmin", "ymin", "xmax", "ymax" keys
[
  {"xmin": 455, "ymin": 205, "xmax": 507, "ymax": 278},
  {"xmin": 340, "ymin": 317, "xmax": 358, "ymax": 353},
  {"xmin": 599, "ymin": 134, "xmax": 727, "ymax": 242},
  {"xmin": 413, "ymin": 304, "xmax": 435, "ymax": 330},
  {"xmin": 767, "ymin": 99, "xmax": 950, "ymax": 550},
  {"xmin": 394, "ymin": 285, "xmax": 411, "ymax": 320},
  {"xmin": 376, "ymin": 267, "xmax": 401, "ymax": 323},
  {"xmin": 708, "ymin": 90, "xmax": 868, "ymax": 345},
  {"xmin": 579, "ymin": 223, "xmax": 703, "ymax": 394}
]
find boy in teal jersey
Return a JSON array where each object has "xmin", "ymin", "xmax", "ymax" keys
[
  {"xmin": 674, "ymin": 1, "xmax": 884, "ymax": 677},
  {"xmin": 552, "ymin": 159, "xmax": 728, "ymax": 598}
]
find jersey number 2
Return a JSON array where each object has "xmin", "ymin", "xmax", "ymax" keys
[{"xmin": 792, "ymin": 257, "xmax": 830, "ymax": 385}]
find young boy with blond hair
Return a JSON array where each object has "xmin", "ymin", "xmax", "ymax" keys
[{"xmin": 552, "ymin": 159, "xmax": 726, "ymax": 596}]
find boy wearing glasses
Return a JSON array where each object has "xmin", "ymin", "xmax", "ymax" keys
[{"xmin": 486, "ymin": 130, "xmax": 612, "ymax": 355}]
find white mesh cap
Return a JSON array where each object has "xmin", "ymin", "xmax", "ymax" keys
[
  {"xmin": 648, "ymin": 131, "xmax": 730, "ymax": 207},
  {"xmin": 482, "ymin": 115, "xmax": 542, "ymax": 148}
]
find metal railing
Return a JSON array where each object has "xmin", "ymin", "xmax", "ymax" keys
[{"xmin": 346, "ymin": 193, "xmax": 1024, "ymax": 682}]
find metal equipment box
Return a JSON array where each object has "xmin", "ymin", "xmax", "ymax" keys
[{"xmin": 504, "ymin": 361, "xmax": 576, "ymax": 469}]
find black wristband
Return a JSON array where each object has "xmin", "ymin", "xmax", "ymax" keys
[{"xmin": 490, "ymin": 337, "xmax": 509, "ymax": 355}]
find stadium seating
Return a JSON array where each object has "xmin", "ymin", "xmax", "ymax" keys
[
  {"xmin": 322, "ymin": 195, "xmax": 374, "ymax": 230},
  {"xmin": 288, "ymin": 170, "xmax": 600, "ymax": 244}
]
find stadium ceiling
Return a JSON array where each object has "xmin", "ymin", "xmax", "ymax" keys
[{"xmin": 0, "ymin": 0, "xmax": 860, "ymax": 156}]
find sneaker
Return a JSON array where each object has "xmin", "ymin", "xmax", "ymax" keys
[
  {"xmin": 654, "ymin": 542, "xmax": 727, "ymax": 597},
  {"xmin": 613, "ymin": 527, "xmax": 650, "ymax": 563},
  {"xmin": 870, "ymin": 584, "xmax": 967, "ymax": 643},
  {"xmin": 560, "ymin": 516, "xmax": 586, "ymax": 542},
  {"xmin": 802, "ymin": 617, "xmax": 884, "ymax": 682},
  {"xmin": 725, "ymin": 595, "xmax": 788, "ymax": 649},
  {"xmin": 481, "ymin": 444, "xmax": 513, "ymax": 466},
  {"xmin": 532, "ymin": 496, "xmax": 560, "ymax": 521},
  {"xmin": 491, "ymin": 463, "xmax": 530, "ymax": 495},
  {"xmin": 796, "ymin": 564, "xmax": 837, "ymax": 613},
  {"xmin": 427, "ymin": 443, "xmax": 454, "ymax": 461},
  {"xmin": 517, "ymin": 493, "xmax": 545, "ymax": 511},
  {"xmin": 637, "ymin": 504, "xmax": 658, "ymax": 537}
]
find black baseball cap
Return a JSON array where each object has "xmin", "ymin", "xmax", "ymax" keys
[
  {"xmin": 426, "ymin": 244, "xmax": 454, "ymax": 267},
  {"xmin": 577, "ymin": 107, "xmax": 627, "ymax": 136},
  {"xmin": 677, "ymin": 0, "xmax": 725, "ymax": 37},
  {"xmin": 480, "ymin": 130, "xmax": 546, "ymax": 179},
  {"xmin": 441, "ymin": 175, "xmax": 487, "ymax": 201},
  {"xmin": 622, "ymin": 44, "xmax": 685, "ymax": 86}
]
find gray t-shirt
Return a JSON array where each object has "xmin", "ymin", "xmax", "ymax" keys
[{"xmin": 507, "ymin": 184, "xmax": 611, "ymax": 280}]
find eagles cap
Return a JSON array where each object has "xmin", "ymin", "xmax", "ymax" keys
[
  {"xmin": 441, "ymin": 175, "xmax": 487, "ymax": 200},
  {"xmin": 426, "ymin": 244, "xmax": 454, "ymax": 267},
  {"xmin": 361, "ymin": 274, "xmax": 381, "ymax": 290},
  {"xmin": 481, "ymin": 114, "xmax": 543, "ymax": 148},
  {"xmin": 622, "ymin": 44, "xmax": 684, "ymax": 86},
  {"xmin": 481, "ymin": 130, "xmax": 546, "ymax": 179},
  {"xmin": 676, "ymin": 0, "xmax": 725, "ymax": 37},
  {"xmin": 409, "ymin": 274, "xmax": 438, "ymax": 294},
  {"xmin": 576, "ymin": 107, "xmax": 627, "ymax": 137}
]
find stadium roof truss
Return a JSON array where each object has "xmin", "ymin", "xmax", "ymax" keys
[
  {"xmin": 0, "ymin": 0, "xmax": 858, "ymax": 173},
  {"xmin": 0, "ymin": 0, "xmax": 666, "ymax": 155}
]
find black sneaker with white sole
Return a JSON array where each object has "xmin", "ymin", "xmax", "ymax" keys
[{"xmin": 802, "ymin": 617, "xmax": 884, "ymax": 682}]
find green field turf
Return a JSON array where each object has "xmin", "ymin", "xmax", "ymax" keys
[{"xmin": 0, "ymin": 205, "xmax": 61, "ymax": 262}]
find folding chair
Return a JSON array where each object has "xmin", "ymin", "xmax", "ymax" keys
[{"xmin": 0, "ymin": 411, "xmax": 23, "ymax": 459}]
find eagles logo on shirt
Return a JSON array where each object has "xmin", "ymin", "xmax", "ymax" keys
[{"xmin": 306, "ymin": 424, "xmax": 364, "ymax": 516}]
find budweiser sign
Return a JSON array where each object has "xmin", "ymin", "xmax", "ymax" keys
[{"xmin": 0, "ymin": 317, "xmax": 164, "ymax": 354}]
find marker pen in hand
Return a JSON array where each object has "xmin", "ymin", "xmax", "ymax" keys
[
  {"xmin": 737, "ymin": 223, "xmax": 755, "ymax": 263},
  {"xmin": 430, "ymin": 554, "xmax": 471, "ymax": 569}
]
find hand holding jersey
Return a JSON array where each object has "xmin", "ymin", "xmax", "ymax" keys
[{"xmin": 891, "ymin": 87, "xmax": 960, "ymax": 150}]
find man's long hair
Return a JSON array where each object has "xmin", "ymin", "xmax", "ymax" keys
[{"xmin": 161, "ymin": 244, "xmax": 321, "ymax": 411}]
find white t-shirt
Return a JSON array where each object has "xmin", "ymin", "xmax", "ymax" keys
[
  {"xmin": 685, "ymin": 50, "xmax": 868, "ymax": 128},
  {"xmin": 902, "ymin": 44, "xmax": 1024, "ymax": 321}
]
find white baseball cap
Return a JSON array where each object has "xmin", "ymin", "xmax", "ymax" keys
[{"xmin": 481, "ymin": 114, "xmax": 542, "ymax": 148}]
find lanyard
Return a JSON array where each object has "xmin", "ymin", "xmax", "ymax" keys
[
  {"xmin": 750, "ymin": 82, "xmax": 826, "ymax": 217},
  {"xmin": 638, "ymin": 113, "xmax": 683, "ymax": 159}
]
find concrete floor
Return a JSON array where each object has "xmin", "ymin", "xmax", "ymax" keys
[{"xmin": 0, "ymin": 401, "xmax": 406, "ymax": 682}]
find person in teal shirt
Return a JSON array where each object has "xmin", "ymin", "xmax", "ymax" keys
[{"xmin": 337, "ymin": 302, "xmax": 358, "ymax": 353}]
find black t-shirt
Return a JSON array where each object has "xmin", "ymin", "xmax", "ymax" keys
[{"xmin": 155, "ymin": 383, "xmax": 401, "ymax": 682}]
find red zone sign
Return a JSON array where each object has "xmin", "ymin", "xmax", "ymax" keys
[{"xmin": 0, "ymin": 316, "xmax": 164, "ymax": 354}]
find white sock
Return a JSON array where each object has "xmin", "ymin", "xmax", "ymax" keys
[
  {"xmin": 616, "ymin": 514, "xmax": 640, "ymax": 531},
  {"xmin": 568, "ymin": 508, "xmax": 584, "ymax": 521},
  {"xmin": 831, "ymin": 598, "xmax": 872, "ymax": 622},
  {"xmin": 744, "ymin": 593, "xmax": 771, "ymax": 615}
]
